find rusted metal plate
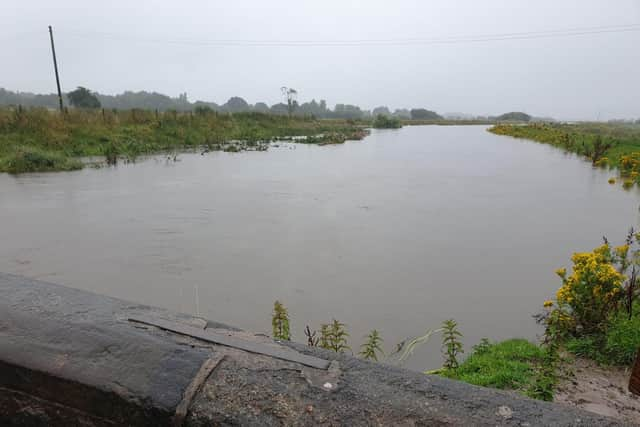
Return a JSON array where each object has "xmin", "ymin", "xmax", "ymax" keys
[{"xmin": 128, "ymin": 315, "xmax": 330, "ymax": 370}]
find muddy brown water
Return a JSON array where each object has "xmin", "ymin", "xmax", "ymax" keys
[{"xmin": 1, "ymin": 125, "xmax": 638, "ymax": 370}]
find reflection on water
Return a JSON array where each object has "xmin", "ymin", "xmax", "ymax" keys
[{"xmin": 1, "ymin": 125, "xmax": 638, "ymax": 370}]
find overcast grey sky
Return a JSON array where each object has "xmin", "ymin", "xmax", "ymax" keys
[{"xmin": 3, "ymin": 0, "xmax": 639, "ymax": 120}]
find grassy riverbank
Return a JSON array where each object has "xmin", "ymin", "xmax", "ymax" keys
[
  {"xmin": 0, "ymin": 107, "xmax": 368, "ymax": 173},
  {"xmin": 489, "ymin": 123, "xmax": 640, "ymax": 187}
]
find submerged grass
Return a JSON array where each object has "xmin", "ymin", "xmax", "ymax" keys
[
  {"xmin": 0, "ymin": 107, "xmax": 368, "ymax": 173},
  {"xmin": 1, "ymin": 146, "xmax": 83, "ymax": 174}
]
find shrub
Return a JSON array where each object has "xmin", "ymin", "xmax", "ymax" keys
[
  {"xmin": 604, "ymin": 312, "xmax": 640, "ymax": 365},
  {"xmin": 567, "ymin": 311, "xmax": 640, "ymax": 365},
  {"xmin": 372, "ymin": 114, "xmax": 402, "ymax": 129},
  {"xmin": 541, "ymin": 231, "xmax": 640, "ymax": 366},
  {"xmin": 552, "ymin": 244, "xmax": 625, "ymax": 336}
]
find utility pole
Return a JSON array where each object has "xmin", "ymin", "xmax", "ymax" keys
[{"xmin": 48, "ymin": 25, "xmax": 64, "ymax": 112}]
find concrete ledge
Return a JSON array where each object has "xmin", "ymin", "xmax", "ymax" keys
[{"xmin": 0, "ymin": 273, "xmax": 628, "ymax": 426}]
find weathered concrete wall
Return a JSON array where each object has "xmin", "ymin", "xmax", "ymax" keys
[{"xmin": 0, "ymin": 273, "xmax": 628, "ymax": 426}]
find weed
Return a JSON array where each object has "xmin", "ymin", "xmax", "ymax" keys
[
  {"xmin": 319, "ymin": 319, "xmax": 351, "ymax": 353},
  {"xmin": 272, "ymin": 300, "xmax": 291, "ymax": 341},
  {"xmin": 359, "ymin": 329, "xmax": 384, "ymax": 361},
  {"xmin": 441, "ymin": 319, "xmax": 464, "ymax": 370}
]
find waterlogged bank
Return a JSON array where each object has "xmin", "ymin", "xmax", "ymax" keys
[
  {"xmin": 489, "ymin": 123, "xmax": 640, "ymax": 189},
  {"xmin": 0, "ymin": 107, "xmax": 367, "ymax": 173}
]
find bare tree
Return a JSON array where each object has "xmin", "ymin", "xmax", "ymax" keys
[{"xmin": 280, "ymin": 87, "xmax": 298, "ymax": 117}]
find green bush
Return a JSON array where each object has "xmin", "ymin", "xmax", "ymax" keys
[
  {"xmin": 372, "ymin": 114, "xmax": 402, "ymax": 129},
  {"xmin": 605, "ymin": 313, "xmax": 640, "ymax": 365},
  {"xmin": 567, "ymin": 312, "xmax": 640, "ymax": 365}
]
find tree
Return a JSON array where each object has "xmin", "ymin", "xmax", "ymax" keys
[
  {"xmin": 222, "ymin": 96, "xmax": 250, "ymax": 113},
  {"xmin": 332, "ymin": 104, "xmax": 365, "ymax": 119},
  {"xmin": 269, "ymin": 103, "xmax": 289, "ymax": 116},
  {"xmin": 281, "ymin": 87, "xmax": 298, "ymax": 117},
  {"xmin": 372, "ymin": 114, "xmax": 402, "ymax": 129},
  {"xmin": 495, "ymin": 112, "xmax": 531, "ymax": 122},
  {"xmin": 392, "ymin": 108, "xmax": 411, "ymax": 119},
  {"xmin": 67, "ymin": 87, "xmax": 101, "ymax": 109},
  {"xmin": 253, "ymin": 102, "xmax": 270, "ymax": 113},
  {"xmin": 410, "ymin": 108, "xmax": 442, "ymax": 120},
  {"xmin": 372, "ymin": 106, "xmax": 391, "ymax": 117}
]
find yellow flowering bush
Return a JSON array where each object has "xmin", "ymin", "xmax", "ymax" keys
[
  {"xmin": 539, "ymin": 230, "xmax": 640, "ymax": 366},
  {"xmin": 550, "ymin": 244, "xmax": 625, "ymax": 335},
  {"xmin": 620, "ymin": 153, "xmax": 640, "ymax": 180}
]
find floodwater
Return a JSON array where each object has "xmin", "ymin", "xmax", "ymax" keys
[{"xmin": 1, "ymin": 125, "xmax": 638, "ymax": 370}]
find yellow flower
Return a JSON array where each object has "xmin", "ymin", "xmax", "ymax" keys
[
  {"xmin": 615, "ymin": 244, "xmax": 629, "ymax": 258},
  {"xmin": 543, "ymin": 300, "xmax": 553, "ymax": 308},
  {"xmin": 555, "ymin": 268, "xmax": 567, "ymax": 279}
]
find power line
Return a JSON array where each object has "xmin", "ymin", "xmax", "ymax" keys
[{"xmin": 58, "ymin": 23, "xmax": 640, "ymax": 47}]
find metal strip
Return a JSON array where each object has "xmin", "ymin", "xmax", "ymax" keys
[
  {"xmin": 172, "ymin": 354, "xmax": 225, "ymax": 427},
  {"xmin": 128, "ymin": 315, "xmax": 330, "ymax": 370}
]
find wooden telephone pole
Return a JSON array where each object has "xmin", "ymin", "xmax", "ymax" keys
[{"xmin": 48, "ymin": 25, "xmax": 64, "ymax": 112}]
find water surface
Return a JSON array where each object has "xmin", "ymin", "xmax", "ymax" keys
[{"xmin": 2, "ymin": 125, "xmax": 638, "ymax": 370}]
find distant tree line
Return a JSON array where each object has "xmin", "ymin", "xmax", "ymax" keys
[
  {"xmin": 0, "ymin": 87, "xmax": 573, "ymax": 123},
  {"xmin": 0, "ymin": 87, "xmax": 446, "ymax": 120}
]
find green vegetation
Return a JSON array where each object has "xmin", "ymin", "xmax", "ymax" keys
[
  {"xmin": 410, "ymin": 108, "xmax": 443, "ymax": 120},
  {"xmin": 0, "ymin": 107, "xmax": 368, "ymax": 173},
  {"xmin": 442, "ymin": 339, "xmax": 545, "ymax": 392},
  {"xmin": 566, "ymin": 306, "xmax": 640, "ymax": 366},
  {"xmin": 372, "ymin": 114, "xmax": 402, "ymax": 129},
  {"xmin": 319, "ymin": 319, "xmax": 351, "ymax": 353},
  {"xmin": 489, "ymin": 123, "xmax": 640, "ymax": 183},
  {"xmin": 67, "ymin": 87, "xmax": 101, "ymax": 109},
  {"xmin": 495, "ymin": 111, "xmax": 531, "ymax": 122},
  {"xmin": 272, "ymin": 301, "xmax": 291, "ymax": 341},
  {"xmin": 269, "ymin": 300, "xmax": 563, "ymax": 400},
  {"xmin": 539, "ymin": 229, "xmax": 640, "ymax": 367},
  {"xmin": 0, "ymin": 146, "xmax": 83, "ymax": 173},
  {"xmin": 441, "ymin": 319, "xmax": 464, "ymax": 370},
  {"xmin": 359, "ymin": 329, "xmax": 384, "ymax": 361}
]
